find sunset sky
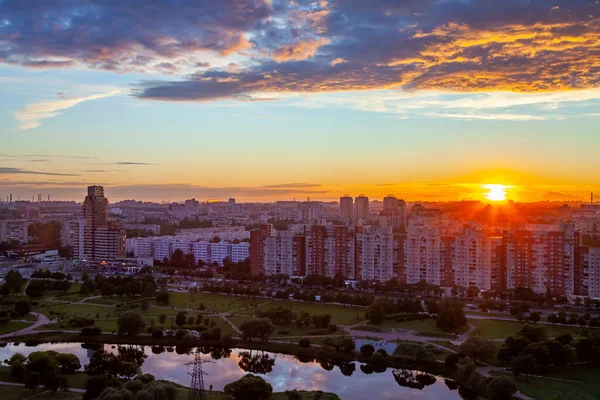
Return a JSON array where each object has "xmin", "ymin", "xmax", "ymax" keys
[{"xmin": 2, "ymin": 0, "xmax": 600, "ymax": 202}]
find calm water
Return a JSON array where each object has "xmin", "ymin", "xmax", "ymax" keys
[{"xmin": 0, "ymin": 342, "xmax": 464, "ymax": 400}]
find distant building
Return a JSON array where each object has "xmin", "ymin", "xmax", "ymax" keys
[
  {"xmin": 0, "ymin": 219, "xmax": 28, "ymax": 243},
  {"xmin": 339, "ymin": 195, "xmax": 353, "ymax": 219},
  {"xmin": 354, "ymin": 195, "xmax": 369, "ymax": 220},
  {"xmin": 82, "ymin": 186, "xmax": 126, "ymax": 261}
]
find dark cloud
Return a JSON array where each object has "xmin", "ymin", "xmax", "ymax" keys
[
  {"xmin": 0, "ymin": 167, "xmax": 79, "ymax": 176},
  {"xmin": 0, "ymin": 0, "xmax": 272, "ymax": 72},
  {"xmin": 2, "ymin": 0, "xmax": 599, "ymax": 98}
]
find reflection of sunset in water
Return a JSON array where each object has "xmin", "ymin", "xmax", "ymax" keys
[{"xmin": 0, "ymin": 343, "xmax": 462, "ymax": 400}]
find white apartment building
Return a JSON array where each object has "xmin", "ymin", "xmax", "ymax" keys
[
  {"xmin": 231, "ymin": 242, "xmax": 250, "ymax": 263},
  {"xmin": 61, "ymin": 219, "xmax": 86, "ymax": 261},
  {"xmin": 454, "ymin": 229, "xmax": 494, "ymax": 291},
  {"xmin": 355, "ymin": 227, "xmax": 395, "ymax": 281},
  {"xmin": 582, "ymin": 247, "xmax": 600, "ymax": 299},
  {"xmin": 405, "ymin": 226, "xmax": 442, "ymax": 285},
  {"xmin": 264, "ymin": 231, "xmax": 297, "ymax": 276}
]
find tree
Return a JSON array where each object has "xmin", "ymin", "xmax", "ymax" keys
[
  {"xmin": 239, "ymin": 319, "xmax": 274, "ymax": 342},
  {"xmin": 459, "ymin": 337, "xmax": 496, "ymax": 364},
  {"xmin": 298, "ymin": 338, "xmax": 311, "ymax": 348},
  {"xmin": 223, "ymin": 374, "xmax": 273, "ymax": 400},
  {"xmin": 43, "ymin": 370, "xmax": 61, "ymax": 394},
  {"xmin": 10, "ymin": 361, "xmax": 26, "ymax": 382},
  {"xmin": 445, "ymin": 353, "xmax": 459, "ymax": 367},
  {"xmin": 360, "ymin": 344, "xmax": 375, "ymax": 358},
  {"xmin": 155, "ymin": 291, "xmax": 170, "ymax": 305},
  {"xmin": 159, "ymin": 314, "xmax": 167, "ymax": 325},
  {"xmin": 175, "ymin": 311, "xmax": 187, "ymax": 326},
  {"xmin": 512, "ymin": 353, "xmax": 539, "ymax": 382},
  {"xmin": 55, "ymin": 353, "xmax": 81, "ymax": 374},
  {"xmin": 436, "ymin": 305, "xmax": 467, "ymax": 332},
  {"xmin": 59, "ymin": 376, "xmax": 70, "ymax": 395},
  {"xmin": 144, "ymin": 282, "xmax": 156, "ymax": 298},
  {"xmin": 25, "ymin": 371, "xmax": 41, "ymax": 392},
  {"xmin": 84, "ymin": 376, "xmax": 108, "ymax": 400},
  {"xmin": 118, "ymin": 311, "xmax": 145, "ymax": 336},
  {"xmin": 14, "ymin": 300, "xmax": 31, "ymax": 317},
  {"xmin": 4, "ymin": 270, "xmax": 24, "ymax": 294},
  {"xmin": 529, "ymin": 312, "xmax": 541, "ymax": 324},
  {"xmin": 486, "ymin": 376, "xmax": 517, "ymax": 400},
  {"xmin": 366, "ymin": 301, "xmax": 386, "ymax": 325}
]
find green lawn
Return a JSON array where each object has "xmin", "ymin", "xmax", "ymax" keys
[
  {"xmin": 49, "ymin": 304, "xmax": 116, "ymax": 319},
  {"xmin": 40, "ymin": 313, "xmax": 237, "ymax": 336},
  {"xmin": 494, "ymin": 366, "xmax": 600, "ymax": 400},
  {"xmin": 236, "ymin": 300, "xmax": 366, "ymax": 326},
  {"xmin": 0, "ymin": 366, "xmax": 88, "ymax": 389},
  {"xmin": 0, "ymin": 321, "xmax": 32, "ymax": 334},
  {"xmin": 1, "ymin": 385, "xmax": 35, "ymax": 400},
  {"xmin": 154, "ymin": 292, "xmax": 265, "ymax": 313},
  {"xmin": 355, "ymin": 318, "xmax": 465, "ymax": 339},
  {"xmin": 228, "ymin": 315, "xmax": 347, "ymax": 338},
  {"xmin": 470, "ymin": 319, "xmax": 596, "ymax": 339}
]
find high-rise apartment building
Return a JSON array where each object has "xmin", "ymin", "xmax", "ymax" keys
[
  {"xmin": 61, "ymin": 219, "xmax": 86, "ymax": 261},
  {"xmin": 503, "ymin": 223, "xmax": 580, "ymax": 295},
  {"xmin": 263, "ymin": 231, "xmax": 306, "ymax": 276},
  {"xmin": 379, "ymin": 198, "xmax": 407, "ymax": 232},
  {"xmin": 354, "ymin": 195, "xmax": 370, "ymax": 220},
  {"xmin": 355, "ymin": 226, "xmax": 395, "ymax": 281},
  {"xmin": 250, "ymin": 223, "xmax": 273, "ymax": 275},
  {"xmin": 306, "ymin": 225, "xmax": 355, "ymax": 278},
  {"xmin": 82, "ymin": 186, "xmax": 125, "ymax": 261},
  {"xmin": 339, "ymin": 195, "xmax": 354, "ymax": 219}
]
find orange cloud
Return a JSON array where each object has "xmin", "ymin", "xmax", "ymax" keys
[{"xmin": 272, "ymin": 38, "xmax": 331, "ymax": 62}]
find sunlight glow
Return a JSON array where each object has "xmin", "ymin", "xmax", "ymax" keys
[{"xmin": 482, "ymin": 184, "xmax": 511, "ymax": 202}]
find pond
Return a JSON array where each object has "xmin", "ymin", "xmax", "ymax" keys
[{"xmin": 0, "ymin": 342, "xmax": 465, "ymax": 400}]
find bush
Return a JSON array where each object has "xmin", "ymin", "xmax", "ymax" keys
[
  {"xmin": 298, "ymin": 338, "xmax": 311, "ymax": 348},
  {"xmin": 445, "ymin": 353, "xmax": 460, "ymax": 367},
  {"xmin": 81, "ymin": 326, "xmax": 102, "ymax": 335},
  {"xmin": 10, "ymin": 311, "xmax": 19, "ymax": 319},
  {"xmin": 376, "ymin": 348, "xmax": 388, "ymax": 357},
  {"xmin": 360, "ymin": 344, "xmax": 375, "ymax": 358},
  {"xmin": 200, "ymin": 331, "xmax": 213, "ymax": 341},
  {"xmin": 210, "ymin": 327, "xmax": 222, "ymax": 340},
  {"xmin": 278, "ymin": 330, "xmax": 291, "ymax": 335},
  {"xmin": 69, "ymin": 317, "xmax": 95, "ymax": 328},
  {"xmin": 221, "ymin": 335, "xmax": 233, "ymax": 348},
  {"xmin": 176, "ymin": 329, "xmax": 188, "ymax": 340},
  {"xmin": 151, "ymin": 329, "xmax": 163, "ymax": 339}
]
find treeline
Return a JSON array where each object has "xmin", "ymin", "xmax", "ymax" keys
[
  {"xmin": 26, "ymin": 279, "xmax": 72, "ymax": 297},
  {"xmin": 7, "ymin": 350, "xmax": 80, "ymax": 394},
  {"xmin": 31, "ymin": 269, "xmax": 72, "ymax": 280},
  {"xmin": 28, "ymin": 221, "xmax": 61, "ymax": 247},
  {"xmin": 0, "ymin": 270, "xmax": 25, "ymax": 295},
  {"xmin": 80, "ymin": 272, "xmax": 157, "ymax": 297}
]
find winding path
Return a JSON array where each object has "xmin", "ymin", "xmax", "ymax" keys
[{"xmin": 0, "ymin": 312, "xmax": 56, "ymax": 339}]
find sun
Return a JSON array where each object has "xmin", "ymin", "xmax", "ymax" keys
[{"xmin": 482, "ymin": 184, "xmax": 511, "ymax": 202}]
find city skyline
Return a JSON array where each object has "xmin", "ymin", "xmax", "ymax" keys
[{"xmin": 2, "ymin": 0, "xmax": 600, "ymax": 202}]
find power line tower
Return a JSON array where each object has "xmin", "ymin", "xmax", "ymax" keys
[{"xmin": 186, "ymin": 351, "xmax": 212, "ymax": 400}]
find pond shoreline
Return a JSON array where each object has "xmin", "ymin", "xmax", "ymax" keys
[{"xmin": 6, "ymin": 331, "xmax": 455, "ymax": 378}]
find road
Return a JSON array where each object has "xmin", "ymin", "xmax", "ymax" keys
[
  {"xmin": 0, "ymin": 312, "xmax": 55, "ymax": 339},
  {"xmin": 0, "ymin": 380, "xmax": 85, "ymax": 393}
]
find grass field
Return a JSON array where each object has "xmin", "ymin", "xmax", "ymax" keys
[
  {"xmin": 356, "ymin": 318, "xmax": 465, "ymax": 339},
  {"xmin": 228, "ymin": 315, "xmax": 347, "ymax": 338},
  {"xmin": 236, "ymin": 300, "xmax": 366, "ymax": 326},
  {"xmin": 154, "ymin": 292, "xmax": 266, "ymax": 313},
  {"xmin": 0, "ymin": 321, "xmax": 32, "ymax": 335},
  {"xmin": 494, "ymin": 366, "xmax": 600, "ymax": 400},
  {"xmin": 470, "ymin": 319, "xmax": 596, "ymax": 339},
  {"xmin": 0, "ymin": 366, "xmax": 88, "ymax": 389},
  {"xmin": 49, "ymin": 304, "xmax": 116, "ymax": 319}
]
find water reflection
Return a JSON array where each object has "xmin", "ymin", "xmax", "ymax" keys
[{"xmin": 0, "ymin": 342, "xmax": 463, "ymax": 400}]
